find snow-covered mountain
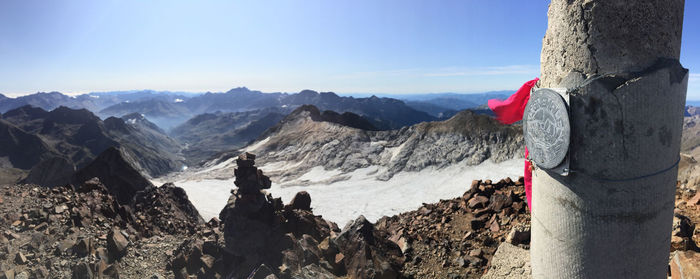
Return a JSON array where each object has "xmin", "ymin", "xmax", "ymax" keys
[{"xmin": 163, "ymin": 105, "xmax": 525, "ymax": 224}]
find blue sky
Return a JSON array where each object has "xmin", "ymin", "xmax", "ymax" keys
[{"xmin": 0, "ymin": 1, "xmax": 698, "ymax": 98}]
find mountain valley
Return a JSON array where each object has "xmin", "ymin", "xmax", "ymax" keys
[{"xmin": 0, "ymin": 89, "xmax": 698, "ymax": 279}]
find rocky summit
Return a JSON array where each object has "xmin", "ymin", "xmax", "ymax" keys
[
  {"xmin": 1, "ymin": 152, "xmax": 698, "ymax": 278},
  {"xmin": 167, "ymin": 154, "xmax": 533, "ymax": 279},
  {"xmin": 0, "ymin": 177, "xmax": 202, "ymax": 278}
]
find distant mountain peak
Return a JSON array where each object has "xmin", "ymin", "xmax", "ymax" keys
[
  {"xmin": 283, "ymin": 104, "xmax": 377, "ymax": 130},
  {"xmin": 49, "ymin": 106, "xmax": 101, "ymax": 124},
  {"xmin": 299, "ymin": 89, "xmax": 319, "ymax": 96},
  {"xmin": 3, "ymin": 105, "xmax": 50, "ymax": 120},
  {"xmin": 225, "ymin": 87, "xmax": 252, "ymax": 94}
]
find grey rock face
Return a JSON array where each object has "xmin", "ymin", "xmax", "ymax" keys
[
  {"xmin": 246, "ymin": 107, "xmax": 523, "ymax": 182},
  {"xmin": 482, "ymin": 242, "xmax": 531, "ymax": 279}
]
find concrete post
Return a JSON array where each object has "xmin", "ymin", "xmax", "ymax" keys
[{"xmin": 532, "ymin": 1, "xmax": 688, "ymax": 278}]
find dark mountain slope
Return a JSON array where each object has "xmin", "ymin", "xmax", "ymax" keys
[
  {"xmin": 99, "ymin": 99, "xmax": 191, "ymax": 130},
  {"xmin": 0, "ymin": 119, "xmax": 60, "ymax": 169},
  {"xmin": 1, "ymin": 106, "xmax": 183, "ymax": 183},
  {"xmin": 171, "ymin": 107, "xmax": 288, "ymax": 164},
  {"xmin": 72, "ymin": 147, "xmax": 154, "ymax": 203},
  {"xmin": 104, "ymin": 115, "xmax": 185, "ymax": 177}
]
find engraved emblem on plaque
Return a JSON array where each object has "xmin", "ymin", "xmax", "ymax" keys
[{"xmin": 524, "ymin": 88, "xmax": 570, "ymax": 170}]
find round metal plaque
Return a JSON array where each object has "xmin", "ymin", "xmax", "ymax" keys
[{"xmin": 524, "ymin": 88, "xmax": 570, "ymax": 169}]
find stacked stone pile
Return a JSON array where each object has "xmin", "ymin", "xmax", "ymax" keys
[{"xmin": 170, "ymin": 153, "xmax": 404, "ymax": 279}]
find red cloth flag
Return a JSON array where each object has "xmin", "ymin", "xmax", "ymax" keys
[{"xmin": 488, "ymin": 77, "xmax": 539, "ymax": 211}]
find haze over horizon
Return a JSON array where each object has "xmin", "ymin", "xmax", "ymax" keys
[{"xmin": 1, "ymin": 1, "xmax": 698, "ymax": 98}]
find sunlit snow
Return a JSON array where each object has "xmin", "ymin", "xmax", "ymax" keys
[{"xmin": 166, "ymin": 159, "xmax": 523, "ymax": 227}]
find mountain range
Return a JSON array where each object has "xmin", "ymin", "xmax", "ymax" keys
[
  {"xmin": 1, "ymin": 88, "xmax": 511, "ymax": 132},
  {"xmin": 179, "ymin": 104, "xmax": 523, "ymax": 189},
  {"xmin": 0, "ymin": 105, "xmax": 184, "ymax": 186}
]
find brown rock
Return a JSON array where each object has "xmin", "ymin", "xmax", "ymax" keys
[
  {"xmin": 0, "ymin": 270, "xmax": 14, "ymax": 279},
  {"xmin": 200, "ymin": 255, "xmax": 215, "ymax": 270},
  {"xmin": 72, "ymin": 262, "xmax": 93, "ymax": 279},
  {"xmin": 469, "ymin": 248, "xmax": 483, "ymax": 258},
  {"xmin": 673, "ymin": 214, "xmax": 695, "ymax": 238},
  {"xmin": 471, "ymin": 180, "xmax": 480, "ymax": 189},
  {"xmin": 470, "ymin": 216, "xmax": 487, "ymax": 230},
  {"xmin": 107, "ymin": 228, "xmax": 128, "ymax": 260},
  {"xmin": 74, "ymin": 238, "xmax": 92, "ymax": 257},
  {"xmin": 171, "ymin": 253, "xmax": 187, "ymax": 270},
  {"xmin": 489, "ymin": 219, "xmax": 501, "ymax": 232},
  {"xmin": 488, "ymin": 193, "xmax": 513, "ymax": 212},
  {"xmin": 506, "ymin": 224, "xmax": 531, "ymax": 245},
  {"xmin": 250, "ymin": 264, "xmax": 277, "ymax": 279},
  {"xmin": 96, "ymin": 247, "xmax": 110, "ymax": 264},
  {"xmin": 14, "ymin": 252, "xmax": 27, "ymax": 265},
  {"xmin": 688, "ymin": 192, "xmax": 700, "ymax": 206},
  {"xmin": 671, "ymin": 250, "xmax": 700, "ymax": 279},
  {"xmin": 468, "ymin": 195, "xmax": 489, "ymax": 209},
  {"xmin": 102, "ymin": 264, "xmax": 119, "ymax": 278},
  {"xmin": 55, "ymin": 205, "xmax": 68, "ymax": 214},
  {"xmin": 290, "ymin": 191, "xmax": 312, "ymax": 211},
  {"xmin": 34, "ymin": 222, "xmax": 48, "ymax": 232}
]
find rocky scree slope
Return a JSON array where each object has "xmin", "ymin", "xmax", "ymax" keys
[
  {"xmin": 169, "ymin": 153, "xmax": 533, "ymax": 279},
  {"xmin": 1, "ymin": 151, "xmax": 697, "ymax": 278},
  {"xmin": 0, "ymin": 178, "xmax": 203, "ymax": 278},
  {"xmin": 212, "ymin": 105, "xmax": 523, "ymax": 183}
]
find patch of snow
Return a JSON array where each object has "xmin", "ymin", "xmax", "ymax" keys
[
  {"xmin": 171, "ymin": 178, "xmax": 234, "ymax": 221},
  {"xmin": 174, "ymin": 98, "xmax": 184, "ymax": 103},
  {"xmin": 127, "ymin": 119, "xmax": 137, "ymax": 125},
  {"xmin": 172, "ymin": 159, "xmax": 524, "ymax": 226},
  {"xmin": 282, "ymin": 105, "xmax": 288, "ymax": 108},
  {"xmin": 195, "ymin": 157, "xmax": 236, "ymax": 175},
  {"xmin": 245, "ymin": 137, "xmax": 271, "ymax": 152},
  {"xmin": 260, "ymin": 160, "xmax": 304, "ymax": 172},
  {"xmin": 297, "ymin": 166, "xmax": 343, "ymax": 183},
  {"xmin": 89, "ymin": 95, "xmax": 100, "ymax": 99},
  {"xmin": 387, "ymin": 141, "xmax": 407, "ymax": 161}
]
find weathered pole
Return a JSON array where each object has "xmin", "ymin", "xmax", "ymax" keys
[{"xmin": 532, "ymin": 1, "xmax": 688, "ymax": 278}]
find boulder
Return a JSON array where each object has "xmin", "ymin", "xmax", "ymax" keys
[
  {"xmin": 107, "ymin": 228, "xmax": 128, "ymax": 260},
  {"xmin": 482, "ymin": 242, "xmax": 531, "ymax": 279},
  {"xmin": 333, "ymin": 216, "xmax": 402, "ymax": 279},
  {"xmin": 289, "ymin": 191, "xmax": 312, "ymax": 211},
  {"xmin": 71, "ymin": 262, "xmax": 94, "ymax": 279},
  {"xmin": 670, "ymin": 250, "xmax": 700, "ymax": 279},
  {"xmin": 506, "ymin": 223, "xmax": 531, "ymax": 246}
]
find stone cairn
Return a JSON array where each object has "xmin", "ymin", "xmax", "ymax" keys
[
  {"xmin": 231, "ymin": 152, "xmax": 271, "ymax": 211},
  {"xmin": 220, "ymin": 152, "xmax": 278, "ymax": 273}
]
